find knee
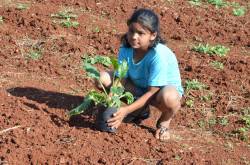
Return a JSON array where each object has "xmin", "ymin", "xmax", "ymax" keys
[
  {"xmin": 157, "ymin": 87, "xmax": 181, "ymax": 113},
  {"xmin": 99, "ymin": 71, "xmax": 112, "ymax": 87}
]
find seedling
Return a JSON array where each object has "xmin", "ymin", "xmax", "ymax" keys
[
  {"xmin": 189, "ymin": 0, "xmax": 202, "ymax": 6},
  {"xmin": 207, "ymin": 0, "xmax": 227, "ymax": 8},
  {"xmin": 68, "ymin": 57, "xmax": 134, "ymax": 116},
  {"xmin": 200, "ymin": 92, "xmax": 213, "ymax": 102},
  {"xmin": 16, "ymin": 3, "xmax": 29, "ymax": 10},
  {"xmin": 218, "ymin": 117, "xmax": 229, "ymax": 126},
  {"xmin": 208, "ymin": 117, "xmax": 217, "ymax": 126},
  {"xmin": 93, "ymin": 26, "xmax": 100, "ymax": 33},
  {"xmin": 210, "ymin": 61, "xmax": 224, "ymax": 70},
  {"xmin": 185, "ymin": 79, "xmax": 207, "ymax": 91},
  {"xmin": 27, "ymin": 49, "xmax": 42, "ymax": 60},
  {"xmin": 60, "ymin": 18, "xmax": 79, "ymax": 28},
  {"xmin": 233, "ymin": 7, "xmax": 246, "ymax": 16},
  {"xmin": 192, "ymin": 43, "xmax": 230, "ymax": 57},
  {"xmin": 51, "ymin": 9, "xmax": 78, "ymax": 19},
  {"xmin": 185, "ymin": 99, "xmax": 194, "ymax": 108}
]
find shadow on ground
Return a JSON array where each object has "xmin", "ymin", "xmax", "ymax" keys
[{"xmin": 7, "ymin": 87, "xmax": 97, "ymax": 129}]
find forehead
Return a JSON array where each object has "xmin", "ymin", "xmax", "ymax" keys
[{"xmin": 128, "ymin": 22, "xmax": 151, "ymax": 33}]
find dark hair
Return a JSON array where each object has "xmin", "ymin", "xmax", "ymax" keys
[{"xmin": 121, "ymin": 8, "xmax": 165, "ymax": 48}]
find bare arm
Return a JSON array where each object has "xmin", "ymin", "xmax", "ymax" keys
[
  {"xmin": 107, "ymin": 86, "xmax": 160, "ymax": 128},
  {"xmin": 124, "ymin": 86, "xmax": 160, "ymax": 113}
]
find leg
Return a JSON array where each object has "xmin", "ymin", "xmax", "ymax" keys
[{"xmin": 152, "ymin": 86, "xmax": 181, "ymax": 141}]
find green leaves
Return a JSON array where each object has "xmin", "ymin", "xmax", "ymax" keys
[
  {"xmin": 69, "ymin": 55, "xmax": 134, "ymax": 117},
  {"xmin": 192, "ymin": 43, "xmax": 230, "ymax": 57},
  {"xmin": 68, "ymin": 97, "xmax": 92, "ymax": 116},
  {"xmin": 82, "ymin": 54, "xmax": 112, "ymax": 67},
  {"xmin": 122, "ymin": 92, "xmax": 134, "ymax": 105},
  {"xmin": 83, "ymin": 62, "xmax": 100, "ymax": 80}
]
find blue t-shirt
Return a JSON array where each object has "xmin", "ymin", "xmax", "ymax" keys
[{"xmin": 118, "ymin": 43, "xmax": 184, "ymax": 96}]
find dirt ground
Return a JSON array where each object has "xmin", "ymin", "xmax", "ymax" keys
[{"xmin": 0, "ymin": 0, "xmax": 250, "ymax": 164}]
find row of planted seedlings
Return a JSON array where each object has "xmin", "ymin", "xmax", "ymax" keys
[
  {"xmin": 188, "ymin": 0, "xmax": 247, "ymax": 16},
  {"xmin": 186, "ymin": 42, "xmax": 249, "ymax": 142}
]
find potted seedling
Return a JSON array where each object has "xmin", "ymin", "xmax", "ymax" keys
[{"xmin": 68, "ymin": 58, "xmax": 134, "ymax": 132}]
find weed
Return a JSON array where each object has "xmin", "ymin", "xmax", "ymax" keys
[
  {"xmin": 198, "ymin": 120, "xmax": 206, "ymax": 128},
  {"xmin": 51, "ymin": 9, "xmax": 77, "ymax": 19},
  {"xmin": 189, "ymin": 0, "xmax": 202, "ymax": 6},
  {"xmin": 0, "ymin": 16, "xmax": 3, "ymax": 24},
  {"xmin": 233, "ymin": 7, "xmax": 246, "ymax": 16},
  {"xmin": 192, "ymin": 43, "xmax": 230, "ymax": 57},
  {"xmin": 218, "ymin": 117, "xmax": 229, "ymax": 126},
  {"xmin": 93, "ymin": 26, "xmax": 100, "ymax": 33},
  {"xmin": 185, "ymin": 99, "xmax": 194, "ymax": 108},
  {"xmin": 200, "ymin": 92, "xmax": 213, "ymax": 102},
  {"xmin": 174, "ymin": 155, "xmax": 182, "ymax": 160},
  {"xmin": 210, "ymin": 61, "xmax": 224, "ymax": 70},
  {"xmin": 27, "ymin": 49, "xmax": 42, "ymax": 60},
  {"xmin": 207, "ymin": 0, "xmax": 227, "ymax": 8},
  {"xmin": 16, "ymin": 3, "xmax": 29, "ymax": 10},
  {"xmin": 185, "ymin": 79, "xmax": 207, "ymax": 91},
  {"xmin": 60, "ymin": 18, "xmax": 79, "ymax": 28},
  {"xmin": 208, "ymin": 117, "xmax": 217, "ymax": 126}
]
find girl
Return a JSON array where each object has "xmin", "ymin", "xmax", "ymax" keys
[{"xmin": 99, "ymin": 8, "xmax": 183, "ymax": 141}]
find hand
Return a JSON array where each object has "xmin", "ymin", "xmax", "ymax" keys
[{"xmin": 107, "ymin": 107, "xmax": 128, "ymax": 129}]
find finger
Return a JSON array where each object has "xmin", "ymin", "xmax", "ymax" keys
[
  {"xmin": 108, "ymin": 120, "xmax": 119, "ymax": 127},
  {"xmin": 111, "ymin": 121, "xmax": 121, "ymax": 129}
]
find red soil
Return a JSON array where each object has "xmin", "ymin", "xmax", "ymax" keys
[{"xmin": 0, "ymin": 0, "xmax": 249, "ymax": 164}]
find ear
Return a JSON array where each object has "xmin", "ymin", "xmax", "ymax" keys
[{"xmin": 150, "ymin": 32, "xmax": 157, "ymax": 41}]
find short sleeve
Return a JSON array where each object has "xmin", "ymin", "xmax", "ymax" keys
[{"xmin": 116, "ymin": 47, "xmax": 129, "ymax": 78}]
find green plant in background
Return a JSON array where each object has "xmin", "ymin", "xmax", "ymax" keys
[
  {"xmin": 200, "ymin": 92, "xmax": 213, "ymax": 102},
  {"xmin": 51, "ymin": 8, "xmax": 79, "ymax": 28},
  {"xmin": 60, "ymin": 18, "xmax": 79, "ymax": 28},
  {"xmin": 82, "ymin": 54, "xmax": 112, "ymax": 67},
  {"xmin": 51, "ymin": 9, "xmax": 78, "ymax": 19},
  {"xmin": 93, "ymin": 26, "xmax": 100, "ymax": 33},
  {"xmin": 185, "ymin": 79, "xmax": 207, "ymax": 91},
  {"xmin": 192, "ymin": 43, "xmax": 230, "ymax": 57},
  {"xmin": 208, "ymin": 117, "xmax": 217, "ymax": 126},
  {"xmin": 0, "ymin": 16, "xmax": 3, "ymax": 24},
  {"xmin": 185, "ymin": 99, "xmax": 194, "ymax": 108},
  {"xmin": 27, "ymin": 49, "xmax": 42, "ymax": 60},
  {"xmin": 210, "ymin": 61, "xmax": 224, "ymax": 70},
  {"xmin": 233, "ymin": 7, "xmax": 246, "ymax": 16},
  {"xmin": 16, "ymin": 3, "xmax": 29, "ymax": 10},
  {"xmin": 232, "ymin": 107, "xmax": 250, "ymax": 141},
  {"xmin": 207, "ymin": 0, "xmax": 227, "ymax": 8},
  {"xmin": 219, "ymin": 117, "xmax": 229, "ymax": 126},
  {"xmin": 189, "ymin": 0, "xmax": 202, "ymax": 6},
  {"xmin": 68, "ymin": 57, "xmax": 134, "ymax": 116}
]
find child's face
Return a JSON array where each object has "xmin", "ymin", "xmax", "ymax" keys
[{"xmin": 127, "ymin": 22, "xmax": 157, "ymax": 51}]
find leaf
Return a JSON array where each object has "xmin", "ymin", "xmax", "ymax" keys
[
  {"xmin": 95, "ymin": 55, "xmax": 112, "ymax": 67},
  {"xmin": 83, "ymin": 62, "xmax": 100, "ymax": 79},
  {"xmin": 88, "ymin": 90, "xmax": 107, "ymax": 106},
  {"xmin": 68, "ymin": 97, "xmax": 92, "ymax": 116},
  {"xmin": 110, "ymin": 95, "xmax": 122, "ymax": 108},
  {"xmin": 110, "ymin": 86, "xmax": 124, "ymax": 96},
  {"xmin": 117, "ymin": 60, "xmax": 128, "ymax": 78},
  {"xmin": 122, "ymin": 92, "xmax": 134, "ymax": 104},
  {"xmin": 111, "ymin": 57, "xmax": 119, "ymax": 71}
]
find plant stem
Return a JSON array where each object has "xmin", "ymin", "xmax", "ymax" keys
[{"xmin": 98, "ymin": 79, "xmax": 108, "ymax": 97}]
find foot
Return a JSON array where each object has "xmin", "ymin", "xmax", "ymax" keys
[
  {"xmin": 155, "ymin": 113, "xmax": 171, "ymax": 141},
  {"xmin": 155, "ymin": 125, "xmax": 170, "ymax": 141}
]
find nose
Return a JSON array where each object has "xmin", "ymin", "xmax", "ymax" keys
[{"xmin": 131, "ymin": 32, "xmax": 139, "ymax": 39}]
